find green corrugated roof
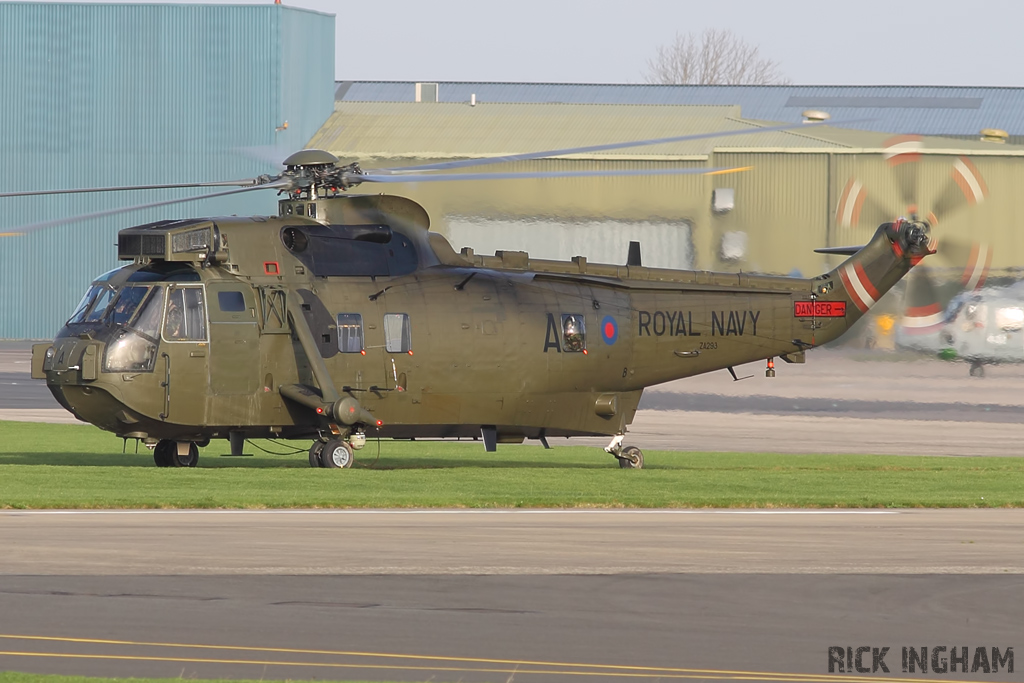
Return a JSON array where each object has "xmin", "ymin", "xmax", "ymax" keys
[{"xmin": 308, "ymin": 101, "xmax": 1024, "ymax": 164}]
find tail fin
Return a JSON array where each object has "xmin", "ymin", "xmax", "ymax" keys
[{"xmin": 810, "ymin": 219, "xmax": 933, "ymax": 347}]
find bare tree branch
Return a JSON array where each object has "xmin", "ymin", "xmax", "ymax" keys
[{"xmin": 644, "ymin": 29, "xmax": 791, "ymax": 86}]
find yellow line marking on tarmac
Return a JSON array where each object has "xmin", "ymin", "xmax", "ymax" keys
[
  {"xmin": 0, "ymin": 651, "xmax": 973, "ymax": 682},
  {"xmin": 0, "ymin": 635, "xmax": 980, "ymax": 683}
]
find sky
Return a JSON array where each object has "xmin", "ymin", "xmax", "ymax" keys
[{"xmin": 56, "ymin": 0, "xmax": 1024, "ymax": 86}]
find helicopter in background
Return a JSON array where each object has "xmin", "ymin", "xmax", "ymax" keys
[
  {"xmin": 6, "ymin": 122, "xmax": 938, "ymax": 469},
  {"xmin": 832, "ymin": 135, "xmax": 1021, "ymax": 376},
  {"xmin": 895, "ymin": 263, "xmax": 1024, "ymax": 377}
]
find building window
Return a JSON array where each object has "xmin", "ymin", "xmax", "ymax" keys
[
  {"xmin": 561, "ymin": 314, "xmax": 586, "ymax": 352},
  {"xmin": 337, "ymin": 313, "xmax": 364, "ymax": 353},
  {"xmin": 384, "ymin": 313, "xmax": 412, "ymax": 353}
]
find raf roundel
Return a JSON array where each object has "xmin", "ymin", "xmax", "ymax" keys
[{"xmin": 601, "ymin": 315, "xmax": 618, "ymax": 345}]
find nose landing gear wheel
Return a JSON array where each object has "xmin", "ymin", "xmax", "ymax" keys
[
  {"xmin": 970, "ymin": 361, "xmax": 985, "ymax": 377},
  {"xmin": 320, "ymin": 439, "xmax": 354, "ymax": 469},
  {"xmin": 618, "ymin": 446, "xmax": 644, "ymax": 469},
  {"xmin": 309, "ymin": 440, "xmax": 326, "ymax": 468}
]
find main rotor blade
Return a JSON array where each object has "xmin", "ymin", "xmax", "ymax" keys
[
  {"xmin": 356, "ymin": 166, "xmax": 751, "ymax": 184},
  {"xmin": 0, "ymin": 178, "xmax": 271, "ymax": 199},
  {"xmin": 0, "ymin": 181, "xmax": 290, "ymax": 236},
  {"xmin": 377, "ymin": 119, "xmax": 864, "ymax": 174}
]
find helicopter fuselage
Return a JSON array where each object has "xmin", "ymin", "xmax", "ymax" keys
[{"xmin": 33, "ymin": 194, "xmax": 923, "ymax": 449}]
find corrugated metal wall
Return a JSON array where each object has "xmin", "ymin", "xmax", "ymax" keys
[
  {"xmin": 0, "ymin": 3, "xmax": 334, "ymax": 339},
  {"xmin": 711, "ymin": 152, "xmax": 830, "ymax": 277}
]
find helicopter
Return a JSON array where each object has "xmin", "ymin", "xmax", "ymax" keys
[
  {"xmin": 894, "ymin": 261, "xmax": 1024, "ymax": 377},
  {"xmin": 7, "ymin": 123, "xmax": 937, "ymax": 469}
]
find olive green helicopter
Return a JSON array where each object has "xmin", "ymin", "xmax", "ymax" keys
[{"xmin": 6, "ymin": 123, "xmax": 937, "ymax": 469}]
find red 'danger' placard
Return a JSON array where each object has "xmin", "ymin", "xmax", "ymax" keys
[{"xmin": 794, "ymin": 301, "xmax": 846, "ymax": 317}]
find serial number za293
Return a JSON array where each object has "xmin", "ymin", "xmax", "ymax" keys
[
  {"xmin": 699, "ymin": 341, "xmax": 718, "ymax": 350},
  {"xmin": 794, "ymin": 301, "xmax": 846, "ymax": 318}
]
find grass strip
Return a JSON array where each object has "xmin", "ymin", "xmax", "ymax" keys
[{"xmin": 1, "ymin": 421, "xmax": 1023, "ymax": 509}]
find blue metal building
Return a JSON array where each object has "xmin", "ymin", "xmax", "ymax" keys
[{"xmin": 0, "ymin": 3, "xmax": 335, "ymax": 339}]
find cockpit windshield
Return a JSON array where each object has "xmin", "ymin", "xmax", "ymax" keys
[
  {"xmin": 68, "ymin": 284, "xmax": 157, "ymax": 327},
  {"xmin": 110, "ymin": 286, "xmax": 154, "ymax": 326},
  {"xmin": 102, "ymin": 288, "xmax": 165, "ymax": 373},
  {"xmin": 68, "ymin": 286, "xmax": 104, "ymax": 324}
]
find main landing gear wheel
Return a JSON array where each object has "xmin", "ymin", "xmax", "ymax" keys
[
  {"xmin": 618, "ymin": 446, "xmax": 644, "ymax": 469},
  {"xmin": 320, "ymin": 439, "xmax": 353, "ymax": 469},
  {"xmin": 153, "ymin": 440, "xmax": 174, "ymax": 468},
  {"xmin": 170, "ymin": 441, "xmax": 199, "ymax": 468},
  {"xmin": 309, "ymin": 440, "xmax": 326, "ymax": 468},
  {"xmin": 970, "ymin": 361, "xmax": 985, "ymax": 378}
]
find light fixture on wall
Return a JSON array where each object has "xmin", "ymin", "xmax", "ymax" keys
[{"xmin": 275, "ymin": 120, "xmax": 289, "ymax": 133}]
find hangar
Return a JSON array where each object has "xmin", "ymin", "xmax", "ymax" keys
[
  {"xmin": 4, "ymin": 5, "xmax": 1024, "ymax": 339},
  {"xmin": 308, "ymin": 97, "xmax": 1024, "ymax": 279},
  {"xmin": 0, "ymin": 3, "xmax": 334, "ymax": 339}
]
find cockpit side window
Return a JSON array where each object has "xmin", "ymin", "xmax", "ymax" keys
[
  {"xmin": 131, "ymin": 288, "xmax": 164, "ymax": 338},
  {"xmin": 163, "ymin": 286, "xmax": 207, "ymax": 341}
]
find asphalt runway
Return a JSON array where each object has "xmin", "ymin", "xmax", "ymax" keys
[{"xmin": 1, "ymin": 510, "xmax": 1022, "ymax": 682}]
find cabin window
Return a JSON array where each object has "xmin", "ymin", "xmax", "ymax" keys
[
  {"xmin": 561, "ymin": 314, "xmax": 586, "ymax": 352},
  {"xmin": 384, "ymin": 313, "xmax": 412, "ymax": 353},
  {"xmin": 164, "ymin": 286, "xmax": 207, "ymax": 341},
  {"xmin": 337, "ymin": 313, "xmax": 364, "ymax": 353},
  {"xmin": 217, "ymin": 291, "xmax": 246, "ymax": 312}
]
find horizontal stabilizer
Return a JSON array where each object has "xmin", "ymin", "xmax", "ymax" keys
[{"xmin": 814, "ymin": 245, "xmax": 864, "ymax": 255}]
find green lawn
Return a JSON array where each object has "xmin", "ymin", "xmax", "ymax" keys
[{"xmin": 1, "ymin": 421, "xmax": 1022, "ymax": 508}]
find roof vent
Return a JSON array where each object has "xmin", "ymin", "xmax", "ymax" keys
[
  {"xmin": 980, "ymin": 128, "xmax": 1008, "ymax": 143},
  {"xmin": 415, "ymin": 82, "xmax": 439, "ymax": 103},
  {"xmin": 802, "ymin": 109, "xmax": 830, "ymax": 123}
]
